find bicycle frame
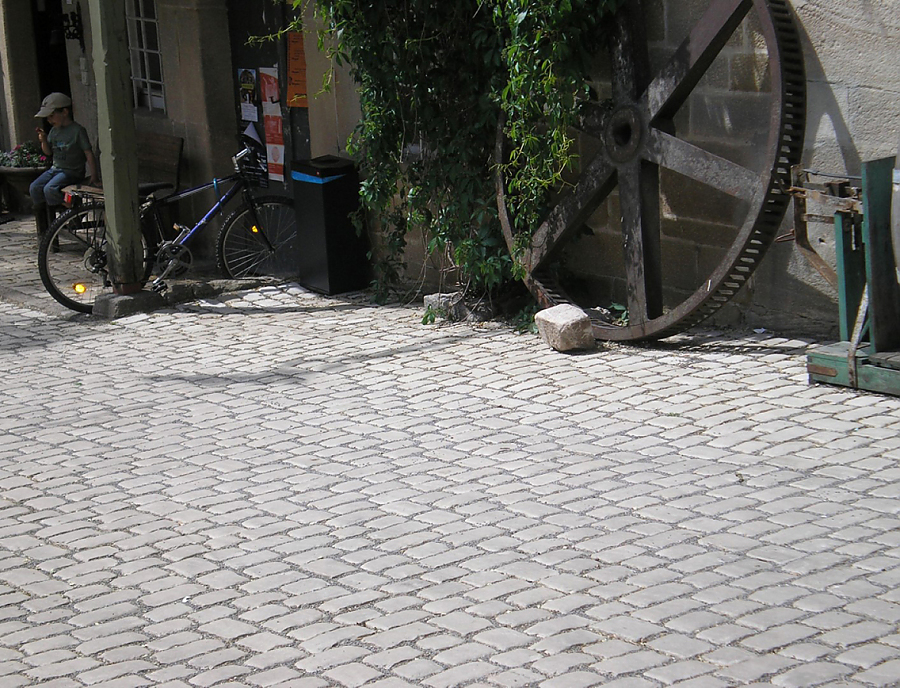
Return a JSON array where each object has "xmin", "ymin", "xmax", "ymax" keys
[
  {"xmin": 39, "ymin": 137, "xmax": 294, "ymax": 312},
  {"xmin": 144, "ymin": 171, "xmax": 264, "ymax": 290},
  {"xmin": 144, "ymin": 172, "xmax": 247, "ymax": 246}
]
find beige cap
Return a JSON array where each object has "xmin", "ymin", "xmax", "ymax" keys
[{"xmin": 35, "ymin": 92, "xmax": 72, "ymax": 118}]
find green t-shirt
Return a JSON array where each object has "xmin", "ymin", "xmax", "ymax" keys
[{"xmin": 49, "ymin": 121, "xmax": 91, "ymax": 177}]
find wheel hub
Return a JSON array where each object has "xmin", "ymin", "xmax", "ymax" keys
[
  {"xmin": 605, "ymin": 105, "xmax": 644, "ymax": 163},
  {"xmin": 82, "ymin": 247, "xmax": 107, "ymax": 273}
]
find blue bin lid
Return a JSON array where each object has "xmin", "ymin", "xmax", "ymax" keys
[{"xmin": 292, "ymin": 155, "xmax": 355, "ymax": 181}]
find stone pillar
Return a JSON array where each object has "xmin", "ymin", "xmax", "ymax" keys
[{"xmin": 0, "ymin": 0, "xmax": 42, "ymax": 149}]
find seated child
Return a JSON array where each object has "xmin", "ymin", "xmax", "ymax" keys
[{"xmin": 29, "ymin": 92, "xmax": 98, "ymax": 234}]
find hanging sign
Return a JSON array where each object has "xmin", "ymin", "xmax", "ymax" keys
[{"xmin": 287, "ymin": 32, "xmax": 308, "ymax": 108}]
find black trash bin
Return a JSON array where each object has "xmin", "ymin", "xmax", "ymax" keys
[{"xmin": 291, "ymin": 155, "xmax": 369, "ymax": 295}]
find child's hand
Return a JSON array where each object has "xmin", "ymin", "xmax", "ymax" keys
[{"xmin": 35, "ymin": 127, "xmax": 46, "ymax": 143}]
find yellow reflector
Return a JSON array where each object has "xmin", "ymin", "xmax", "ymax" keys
[
  {"xmin": 251, "ymin": 226, "xmax": 259, "ymax": 233},
  {"xmin": 73, "ymin": 283, "xmax": 87, "ymax": 294}
]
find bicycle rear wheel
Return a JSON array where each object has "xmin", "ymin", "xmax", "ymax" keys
[
  {"xmin": 216, "ymin": 195, "xmax": 297, "ymax": 279},
  {"xmin": 38, "ymin": 203, "xmax": 112, "ymax": 313},
  {"xmin": 38, "ymin": 202, "xmax": 156, "ymax": 314}
]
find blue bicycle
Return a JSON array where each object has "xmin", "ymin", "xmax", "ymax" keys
[{"xmin": 38, "ymin": 136, "xmax": 297, "ymax": 313}]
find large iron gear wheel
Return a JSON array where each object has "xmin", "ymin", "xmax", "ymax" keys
[{"xmin": 496, "ymin": 0, "xmax": 806, "ymax": 341}]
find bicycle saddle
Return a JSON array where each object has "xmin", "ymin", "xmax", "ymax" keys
[{"xmin": 138, "ymin": 181, "xmax": 174, "ymax": 197}]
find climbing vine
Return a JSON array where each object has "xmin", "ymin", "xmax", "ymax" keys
[{"xmin": 288, "ymin": 0, "xmax": 623, "ymax": 300}]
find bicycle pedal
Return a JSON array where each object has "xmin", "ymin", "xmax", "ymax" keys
[{"xmin": 152, "ymin": 280, "xmax": 168, "ymax": 294}]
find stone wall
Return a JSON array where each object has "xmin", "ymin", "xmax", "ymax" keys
[{"xmin": 0, "ymin": 0, "xmax": 41, "ymax": 152}]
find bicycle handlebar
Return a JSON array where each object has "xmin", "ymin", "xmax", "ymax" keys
[{"xmin": 232, "ymin": 146, "xmax": 252, "ymax": 172}]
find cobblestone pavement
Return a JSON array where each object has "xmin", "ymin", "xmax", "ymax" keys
[{"xmin": 2, "ymin": 213, "xmax": 900, "ymax": 687}]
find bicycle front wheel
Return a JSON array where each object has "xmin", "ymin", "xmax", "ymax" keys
[
  {"xmin": 216, "ymin": 195, "xmax": 297, "ymax": 279},
  {"xmin": 38, "ymin": 203, "xmax": 111, "ymax": 313}
]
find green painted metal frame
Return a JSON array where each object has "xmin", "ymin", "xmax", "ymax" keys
[
  {"xmin": 807, "ymin": 156, "xmax": 900, "ymax": 395},
  {"xmin": 834, "ymin": 210, "xmax": 865, "ymax": 342}
]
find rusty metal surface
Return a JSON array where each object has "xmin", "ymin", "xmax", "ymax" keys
[
  {"xmin": 496, "ymin": 0, "xmax": 807, "ymax": 341},
  {"xmin": 787, "ymin": 166, "xmax": 863, "ymax": 291}
]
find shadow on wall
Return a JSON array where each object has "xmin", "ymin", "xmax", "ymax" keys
[
  {"xmin": 795, "ymin": 18, "xmax": 862, "ymax": 176},
  {"xmin": 712, "ymin": 17, "xmax": 860, "ymax": 341}
]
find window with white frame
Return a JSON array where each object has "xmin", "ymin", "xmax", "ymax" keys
[{"xmin": 126, "ymin": 0, "xmax": 166, "ymax": 112}]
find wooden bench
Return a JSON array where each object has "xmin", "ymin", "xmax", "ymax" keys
[
  {"xmin": 136, "ymin": 130, "xmax": 183, "ymax": 190},
  {"xmin": 64, "ymin": 130, "xmax": 183, "ymax": 201}
]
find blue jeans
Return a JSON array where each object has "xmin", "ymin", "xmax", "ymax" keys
[{"xmin": 29, "ymin": 168, "xmax": 83, "ymax": 206}]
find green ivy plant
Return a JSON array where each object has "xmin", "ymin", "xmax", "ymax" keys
[{"xmin": 289, "ymin": 0, "xmax": 623, "ymax": 301}]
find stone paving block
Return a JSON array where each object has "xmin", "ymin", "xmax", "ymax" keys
[
  {"xmin": 323, "ymin": 661, "xmax": 383, "ymax": 687},
  {"xmin": 835, "ymin": 642, "xmax": 900, "ymax": 668},
  {"xmin": 772, "ymin": 642, "xmax": 831, "ymax": 662},
  {"xmin": 647, "ymin": 633, "xmax": 714, "ymax": 659},
  {"xmin": 363, "ymin": 646, "xmax": 421, "ymax": 670},
  {"xmin": 393, "ymin": 658, "xmax": 443, "ymax": 681},
  {"xmin": 594, "ymin": 615, "xmax": 664, "ymax": 642},
  {"xmin": 432, "ymin": 641, "xmax": 492, "ymax": 665},
  {"xmin": 422, "ymin": 660, "xmax": 496, "ymax": 688},
  {"xmin": 531, "ymin": 651, "xmax": 595, "ymax": 676},
  {"xmin": 644, "ymin": 659, "xmax": 715, "ymax": 684},
  {"xmin": 768, "ymin": 661, "xmax": 851, "ymax": 686},
  {"xmin": 713, "ymin": 655, "xmax": 798, "ymax": 683},
  {"xmin": 855, "ymin": 659, "xmax": 900, "ymax": 686},
  {"xmin": 537, "ymin": 670, "xmax": 606, "ymax": 688}
]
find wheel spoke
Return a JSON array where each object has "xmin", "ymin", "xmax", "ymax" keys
[
  {"xmin": 59, "ymin": 229, "xmax": 93, "ymax": 251},
  {"xmin": 644, "ymin": 129, "xmax": 763, "ymax": 203},
  {"xmin": 527, "ymin": 154, "xmax": 617, "ymax": 270},
  {"xmin": 610, "ymin": 0, "xmax": 651, "ymax": 102},
  {"xmin": 228, "ymin": 244, "xmax": 273, "ymax": 276},
  {"xmin": 644, "ymin": 0, "xmax": 753, "ymax": 121},
  {"xmin": 218, "ymin": 199, "xmax": 297, "ymax": 279},
  {"xmin": 619, "ymin": 161, "xmax": 663, "ymax": 325}
]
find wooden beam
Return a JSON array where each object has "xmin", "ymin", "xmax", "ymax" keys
[{"xmin": 87, "ymin": 0, "xmax": 143, "ymax": 293}]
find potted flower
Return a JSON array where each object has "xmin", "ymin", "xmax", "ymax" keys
[
  {"xmin": 0, "ymin": 141, "xmax": 50, "ymax": 211},
  {"xmin": 0, "ymin": 141, "xmax": 49, "ymax": 169}
]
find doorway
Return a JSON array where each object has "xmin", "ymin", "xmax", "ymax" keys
[{"xmin": 32, "ymin": 0, "xmax": 73, "ymax": 98}]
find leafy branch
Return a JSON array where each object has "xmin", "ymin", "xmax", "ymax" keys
[{"xmin": 289, "ymin": 0, "xmax": 623, "ymax": 301}]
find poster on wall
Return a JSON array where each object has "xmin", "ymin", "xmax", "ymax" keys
[
  {"xmin": 238, "ymin": 68, "xmax": 259, "ymax": 122},
  {"xmin": 287, "ymin": 32, "xmax": 308, "ymax": 108},
  {"xmin": 259, "ymin": 67, "xmax": 285, "ymax": 183}
]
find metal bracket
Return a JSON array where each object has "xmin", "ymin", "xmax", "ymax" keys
[{"xmin": 787, "ymin": 165, "xmax": 864, "ymax": 290}]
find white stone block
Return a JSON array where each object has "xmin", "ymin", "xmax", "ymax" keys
[{"xmin": 534, "ymin": 304, "xmax": 595, "ymax": 352}]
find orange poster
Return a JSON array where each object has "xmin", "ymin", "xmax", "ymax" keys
[
  {"xmin": 259, "ymin": 67, "xmax": 284, "ymax": 182},
  {"xmin": 287, "ymin": 32, "xmax": 308, "ymax": 108}
]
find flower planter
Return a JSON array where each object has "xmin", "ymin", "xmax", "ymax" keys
[{"xmin": 0, "ymin": 166, "xmax": 46, "ymax": 212}]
